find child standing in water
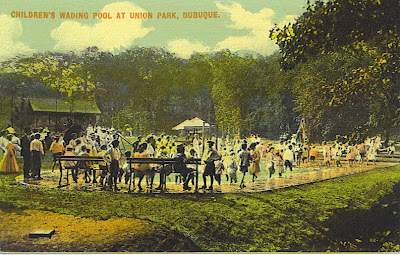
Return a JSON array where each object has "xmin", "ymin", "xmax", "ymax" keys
[
  {"xmin": 238, "ymin": 143, "xmax": 251, "ymax": 188},
  {"xmin": 264, "ymin": 147, "xmax": 275, "ymax": 178},
  {"xmin": 323, "ymin": 142, "xmax": 331, "ymax": 167},
  {"xmin": 249, "ymin": 143, "xmax": 261, "ymax": 183},
  {"xmin": 275, "ymin": 151, "xmax": 284, "ymax": 177},
  {"xmin": 225, "ymin": 151, "xmax": 238, "ymax": 184}
]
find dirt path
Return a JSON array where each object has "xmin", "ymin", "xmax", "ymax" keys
[{"xmin": 0, "ymin": 209, "xmax": 200, "ymax": 252}]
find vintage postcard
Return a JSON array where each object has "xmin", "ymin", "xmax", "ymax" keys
[{"xmin": 0, "ymin": 0, "xmax": 399, "ymax": 253}]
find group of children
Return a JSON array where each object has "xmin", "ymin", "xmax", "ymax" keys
[
  {"xmin": 196, "ymin": 134, "xmax": 301, "ymax": 190},
  {"xmin": 49, "ymin": 130, "xmax": 198, "ymax": 191},
  {"xmin": 3, "ymin": 122, "xmax": 392, "ymax": 192},
  {"xmin": 320, "ymin": 136, "xmax": 385, "ymax": 167}
]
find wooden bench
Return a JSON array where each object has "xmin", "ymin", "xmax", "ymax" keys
[
  {"xmin": 126, "ymin": 157, "xmax": 201, "ymax": 192},
  {"xmin": 56, "ymin": 156, "xmax": 202, "ymax": 192},
  {"xmin": 56, "ymin": 156, "xmax": 105, "ymax": 187}
]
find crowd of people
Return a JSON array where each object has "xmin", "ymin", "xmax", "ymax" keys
[
  {"xmin": 0, "ymin": 123, "xmax": 396, "ymax": 192},
  {"xmin": 0, "ymin": 125, "xmax": 52, "ymax": 179}
]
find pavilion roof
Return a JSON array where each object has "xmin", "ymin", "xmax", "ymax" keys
[{"xmin": 172, "ymin": 117, "xmax": 210, "ymax": 130}]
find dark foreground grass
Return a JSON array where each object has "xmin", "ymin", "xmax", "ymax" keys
[{"xmin": 1, "ymin": 165, "xmax": 400, "ymax": 252}]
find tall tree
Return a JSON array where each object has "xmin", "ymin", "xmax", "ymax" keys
[
  {"xmin": 208, "ymin": 51, "xmax": 263, "ymax": 136},
  {"xmin": 271, "ymin": 0, "xmax": 400, "ymax": 70},
  {"xmin": 270, "ymin": 0, "xmax": 400, "ymax": 142}
]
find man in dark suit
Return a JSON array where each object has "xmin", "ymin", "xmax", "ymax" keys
[{"xmin": 20, "ymin": 127, "xmax": 32, "ymax": 180}]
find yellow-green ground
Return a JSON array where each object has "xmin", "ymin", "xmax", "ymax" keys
[
  {"xmin": 1, "ymin": 162, "xmax": 400, "ymax": 252},
  {"xmin": 0, "ymin": 209, "xmax": 198, "ymax": 252}
]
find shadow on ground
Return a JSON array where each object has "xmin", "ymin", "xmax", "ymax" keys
[{"xmin": 321, "ymin": 182, "xmax": 400, "ymax": 252}]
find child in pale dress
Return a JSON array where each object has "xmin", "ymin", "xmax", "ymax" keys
[
  {"xmin": 265, "ymin": 147, "xmax": 275, "ymax": 178},
  {"xmin": 366, "ymin": 147, "xmax": 377, "ymax": 165},
  {"xmin": 345, "ymin": 143, "xmax": 355, "ymax": 166},
  {"xmin": 323, "ymin": 142, "xmax": 331, "ymax": 167},
  {"xmin": 331, "ymin": 145, "xmax": 342, "ymax": 167},
  {"xmin": 225, "ymin": 152, "xmax": 238, "ymax": 184}
]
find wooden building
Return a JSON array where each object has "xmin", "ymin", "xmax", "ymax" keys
[{"xmin": 19, "ymin": 98, "xmax": 101, "ymax": 132}]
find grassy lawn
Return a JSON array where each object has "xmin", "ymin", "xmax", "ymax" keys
[{"xmin": 1, "ymin": 164, "xmax": 400, "ymax": 252}]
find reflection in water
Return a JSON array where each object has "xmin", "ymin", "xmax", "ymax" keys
[
  {"xmin": 245, "ymin": 163, "xmax": 393, "ymax": 193},
  {"xmin": 24, "ymin": 162, "xmax": 396, "ymax": 194}
]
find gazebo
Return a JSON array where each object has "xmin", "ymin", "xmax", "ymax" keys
[{"xmin": 172, "ymin": 117, "xmax": 210, "ymax": 132}]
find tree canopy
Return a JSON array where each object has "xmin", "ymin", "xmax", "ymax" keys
[
  {"xmin": 270, "ymin": 0, "xmax": 400, "ymax": 142},
  {"xmin": 1, "ymin": 47, "xmax": 291, "ymax": 137},
  {"xmin": 1, "ymin": 0, "xmax": 398, "ymax": 142}
]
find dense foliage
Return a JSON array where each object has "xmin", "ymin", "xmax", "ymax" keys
[
  {"xmin": 270, "ymin": 0, "xmax": 400, "ymax": 142},
  {"xmin": 0, "ymin": 48, "xmax": 297, "ymax": 138},
  {"xmin": 1, "ymin": 0, "xmax": 398, "ymax": 141}
]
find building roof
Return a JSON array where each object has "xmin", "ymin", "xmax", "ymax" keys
[
  {"xmin": 172, "ymin": 117, "xmax": 210, "ymax": 130},
  {"xmin": 188, "ymin": 117, "xmax": 210, "ymax": 127},
  {"xmin": 172, "ymin": 119, "xmax": 192, "ymax": 130},
  {"xmin": 29, "ymin": 98, "xmax": 101, "ymax": 114}
]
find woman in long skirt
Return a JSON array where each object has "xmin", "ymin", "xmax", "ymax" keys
[{"xmin": 0, "ymin": 136, "xmax": 20, "ymax": 172}]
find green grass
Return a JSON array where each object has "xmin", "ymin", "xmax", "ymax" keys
[{"xmin": 1, "ymin": 165, "xmax": 400, "ymax": 252}]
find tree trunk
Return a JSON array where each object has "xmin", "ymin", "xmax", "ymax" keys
[{"xmin": 383, "ymin": 130, "xmax": 390, "ymax": 148}]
